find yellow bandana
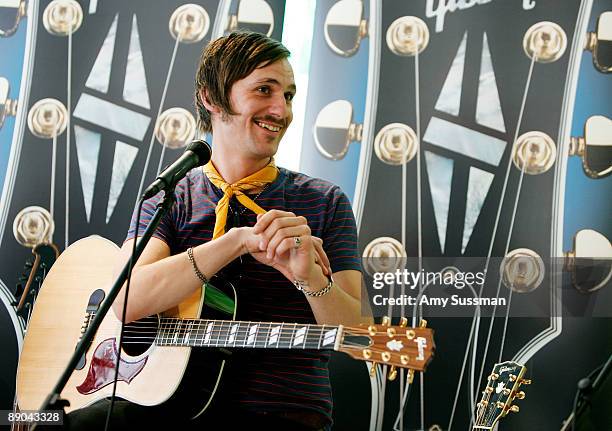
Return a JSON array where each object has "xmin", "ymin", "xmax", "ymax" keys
[{"xmin": 203, "ymin": 159, "xmax": 278, "ymax": 239}]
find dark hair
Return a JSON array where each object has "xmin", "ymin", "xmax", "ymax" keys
[{"xmin": 194, "ymin": 31, "xmax": 291, "ymax": 133}]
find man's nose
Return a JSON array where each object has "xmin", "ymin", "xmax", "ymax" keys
[{"xmin": 268, "ymin": 94, "xmax": 290, "ymax": 122}]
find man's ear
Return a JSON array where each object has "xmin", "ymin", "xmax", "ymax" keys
[{"xmin": 199, "ymin": 88, "xmax": 220, "ymax": 114}]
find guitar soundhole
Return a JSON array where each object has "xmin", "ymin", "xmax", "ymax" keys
[{"xmin": 120, "ymin": 315, "xmax": 159, "ymax": 357}]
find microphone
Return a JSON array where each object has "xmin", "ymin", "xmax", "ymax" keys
[{"xmin": 142, "ymin": 139, "xmax": 211, "ymax": 200}]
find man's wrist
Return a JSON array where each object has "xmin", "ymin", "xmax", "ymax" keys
[
  {"xmin": 228, "ymin": 227, "xmax": 248, "ymax": 257},
  {"xmin": 294, "ymin": 267, "xmax": 333, "ymax": 297}
]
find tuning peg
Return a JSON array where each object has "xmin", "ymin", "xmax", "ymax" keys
[
  {"xmin": 381, "ymin": 316, "xmax": 391, "ymax": 326},
  {"xmin": 0, "ymin": 0, "xmax": 26, "ymax": 38},
  {"xmin": 509, "ymin": 374, "xmax": 518, "ymax": 382},
  {"xmin": 324, "ymin": 0, "xmax": 368, "ymax": 57},
  {"xmin": 314, "ymin": 100, "xmax": 363, "ymax": 160},
  {"xmin": 564, "ymin": 229, "xmax": 612, "ymax": 293},
  {"xmin": 362, "ymin": 349, "xmax": 372, "ymax": 360},
  {"xmin": 369, "ymin": 362, "xmax": 377, "ymax": 378},
  {"xmin": 489, "ymin": 372, "xmax": 500, "ymax": 381},
  {"xmin": 226, "ymin": 0, "xmax": 274, "ymax": 37},
  {"xmin": 585, "ymin": 11, "xmax": 612, "ymax": 73},
  {"xmin": 399, "ymin": 317, "xmax": 408, "ymax": 327},
  {"xmin": 515, "ymin": 390, "xmax": 526, "ymax": 400},
  {"xmin": 368, "ymin": 325, "xmax": 377, "ymax": 336},
  {"xmin": 509, "ymin": 405, "xmax": 520, "ymax": 413},
  {"xmin": 407, "ymin": 369, "xmax": 415, "ymax": 384},
  {"xmin": 520, "ymin": 378, "xmax": 532, "ymax": 385},
  {"xmin": 0, "ymin": 77, "xmax": 18, "ymax": 130},
  {"xmin": 388, "ymin": 366, "xmax": 398, "ymax": 381},
  {"xmin": 569, "ymin": 116, "xmax": 612, "ymax": 179},
  {"xmin": 419, "ymin": 319, "xmax": 428, "ymax": 328}
]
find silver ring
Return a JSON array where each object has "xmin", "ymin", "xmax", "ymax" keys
[{"xmin": 293, "ymin": 236, "xmax": 302, "ymax": 248}]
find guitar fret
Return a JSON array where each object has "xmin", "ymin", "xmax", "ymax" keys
[
  {"xmin": 196, "ymin": 320, "xmax": 205, "ymax": 346},
  {"xmin": 203, "ymin": 321, "xmax": 214, "ymax": 345},
  {"xmin": 241, "ymin": 321, "xmax": 248, "ymax": 347},
  {"xmin": 254, "ymin": 322, "xmax": 268, "ymax": 348},
  {"xmin": 288, "ymin": 323, "xmax": 297, "ymax": 349},
  {"xmin": 184, "ymin": 319, "xmax": 193, "ymax": 345},
  {"xmin": 172, "ymin": 319, "xmax": 179, "ymax": 345},
  {"xmin": 268, "ymin": 323, "xmax": 281, "ymax": 347},
  {"xmin": 293, "ymin": 325, "xmax": 307, "ymax": 348},
  {"xmin": 304, "ymin": 325, "xmax": 321, "ymax": 349},
  {"xmin": 246, "ymin": 323, "xmax": 258, "ymax": 347},
  {"xmin": 157, "ymin": 318, "xmax": 165, "ymax": 345},
  {"xmin": 322, "ymin": 327, "xmax": 337, "ymax": 347},
  {"xmin": 217, "ymin": 321, "xmax": 230, "ymax": 347},
  {"xmin": 214, "ymin": 321, "xmax": 222, "ymax": 347},
  {"xmin": 229, "ymin": 322, "xmax": 239, "ymax": 346}
]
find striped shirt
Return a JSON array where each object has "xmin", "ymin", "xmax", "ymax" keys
[{"xmin": 126, "ymin": 166, "xmax": 361, "ymax": 426}]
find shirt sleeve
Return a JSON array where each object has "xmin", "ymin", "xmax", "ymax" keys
[
  {"xmin": 124, "ymin": 190, "xmax": 177, "ymax": 250},
  {"xmin": 322, "ymin": 186, "xmax": 362, "ymax": 274}
]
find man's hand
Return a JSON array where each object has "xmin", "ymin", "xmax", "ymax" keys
[{"xmin": 238, "ymin": 210, "xmax": 331, "ymax": 284}]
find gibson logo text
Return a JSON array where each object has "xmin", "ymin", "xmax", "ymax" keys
[{"xmin": 426, "ymin": 0, "xmax": 537, "ymax": 33}]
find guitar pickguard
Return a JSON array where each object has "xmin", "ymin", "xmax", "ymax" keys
[{"xmin": 76, "ymin": 338, "xmax": 147, "ymax": 395}]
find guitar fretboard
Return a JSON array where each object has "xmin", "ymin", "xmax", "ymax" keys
[{"xmin": 155, "ymin": 319, "xmax": 340, "ymax": 351}]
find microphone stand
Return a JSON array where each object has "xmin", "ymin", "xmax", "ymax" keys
[
  {"xmin": 561, "ymin": 352, "xmax": 612, "ymax": 430},
  {"xmin": 30, "ymin": 192, "xmax": 175, "ymax": 430}
]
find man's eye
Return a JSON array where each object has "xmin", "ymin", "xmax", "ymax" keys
[
  {"xmin": 258, "ymin": 86, "xmax": 270, "ymax": 94},
  {"xmin": 285, "ymin": 93, "xmax": 295, "ymax": 102}
]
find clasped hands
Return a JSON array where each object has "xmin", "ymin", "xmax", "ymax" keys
[{"xmin": 237, "ymin": 210, "xmax": 331, "ymax": 288}]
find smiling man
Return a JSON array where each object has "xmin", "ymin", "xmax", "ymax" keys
[{"xmin": 66, "ymin": 31, "xmax": 368, "ymax": 431}]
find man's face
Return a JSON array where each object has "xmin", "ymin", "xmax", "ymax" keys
[{"xmin": 216, "ymin": 58, "xmax": 295, "ymax": 160}]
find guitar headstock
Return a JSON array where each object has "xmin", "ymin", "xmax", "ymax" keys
[
  {"xmin": 338, "ymin": 317, "xmax": 435, "ymax": 374},
  {"xmin": 473, "ymin": 361, "xmax": 530, "ymax": 430}
]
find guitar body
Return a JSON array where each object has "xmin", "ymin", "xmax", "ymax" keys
[{"xmin": 15, "ymin": 235, "xmax": 237, "ymax": 418}]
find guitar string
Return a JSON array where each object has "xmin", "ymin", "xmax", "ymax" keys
[
  {"xmin": 446, "ymin": 284, "xmax": 482, "ymax": 431},
  {"xmin": 469, "ymin": 53, "xmax": 537, "ymax": 428},
  {"xmin": 414, "ymin": 39, "xmax": 426, "ymax": 431},
  {"xmin": 65, "ymin": 23, "xmax": 73, "ymax": 249},
  {"xmin": 50, "ymin": 134, "xmax": 57, "ymax": 230},
  {"xmin": 156, "ymin": 134, "xmax": 169, "ymax": 176},
  {"xmin": 84, "ymin": 317, "xmax": 423, "ymax": 353},
  {"xmin": 87, "ymin": 326, "xmax": 429, "ymax": 358},
  {"xmin": 135, "ymin": 36, "xmax": 181, "ymax": 200},
  {"xmin": 496, "ymin": 154, "xmax": 529, "ymax": 363},
  {"xmin": 484, "ymin": 383, "xmax": 504, "ymax": 426},
  {"xmin": 390, "ymin": 30, "xmax": 424, "ymax": 431},
  {"xmin": 87, "ymin": 315, "xmax": 384, "ymax": 336}
]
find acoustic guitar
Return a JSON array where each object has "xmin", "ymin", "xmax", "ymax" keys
[{"xmin": 15, "ymin": 235, "xmax": 435, "ymax": 419}]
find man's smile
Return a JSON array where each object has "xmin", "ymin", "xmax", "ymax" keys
[{"xmin": 254, "ymin": 119, "xmax": 283, "ymax": 133}]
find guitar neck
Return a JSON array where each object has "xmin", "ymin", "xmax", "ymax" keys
[{"xmin": 155, "ymin": 318, "xmax": 342, "ymax": 351}]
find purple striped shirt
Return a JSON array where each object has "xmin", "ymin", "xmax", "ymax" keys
[{"xmin": 126, "ymin": 167, "xmax": 361, "ymax": 426}]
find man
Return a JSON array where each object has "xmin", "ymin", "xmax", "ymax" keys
[{"xmin": 68, "ymin": 31, "xmax": 369, "ymax": 430}]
